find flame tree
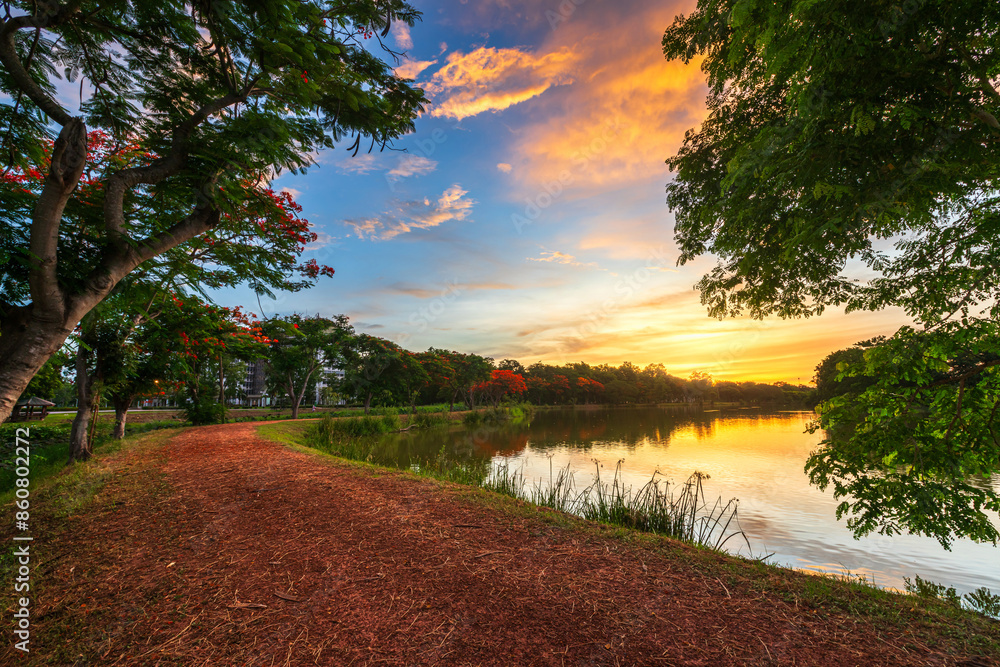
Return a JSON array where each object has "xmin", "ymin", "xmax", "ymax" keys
[{"xmin": 0, "ymin": 0, "xmax": 425, "ymax": 423}]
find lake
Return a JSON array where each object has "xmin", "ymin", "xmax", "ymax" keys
[{"xmin": 377, "ymin": 406, "xmax": 999, "ymax": 596}]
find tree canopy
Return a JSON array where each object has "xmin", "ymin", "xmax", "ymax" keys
[
  {"xmin": 0, "ymin": 0, "xmax": 426, "ymax": 422},
  {"xmin": 663, "ymin": 0, "xmax": 1000, "ymax": 322},
  {"xmin": 664, "ymin": 0, "xmax": 1000, "ymax": 546}
]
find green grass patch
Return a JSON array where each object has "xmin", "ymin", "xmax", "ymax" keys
[{"xmin": 0, "ymin": 420, "xmax": 182, "ymax": 496}]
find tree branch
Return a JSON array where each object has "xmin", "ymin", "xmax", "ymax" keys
[
  {"xmin": 0, "ymin": 1, "xmax": 85, "ymax": 126},
  {"xmin": 103, "ymin": 91, "xmax": 245, "ymax": 239},
  {"xmin": 30, "ymin": 118, "xmax": 88, "ymax": 314}
]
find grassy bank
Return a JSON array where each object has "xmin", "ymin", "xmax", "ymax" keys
[{"xmin": 259, "ymin": 419, "xmax": 1000, "ymax": 629}]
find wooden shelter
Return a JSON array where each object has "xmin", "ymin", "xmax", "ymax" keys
[{"xmin": 8, "ymin": 397, "xmax": 56, "ymax": 422}]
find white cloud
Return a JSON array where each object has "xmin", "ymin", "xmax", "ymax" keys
[
  {"xmin": 388, "ymin": 155, "xmax": 437, "ymax": 179},
  {"xmin": 279, "ymin": 186, "xmax": 303, "ymax": 198},
  {"xmin": 345, "ymin": 185, "xmax": 475, "ymax": 241},
  {"xmin": 391, "ymin": 22, "xmax": 413, "ymax": 50},
  {"xmin": 335, "ymin": 153, "xmax": 381, "ymax": 174},
  {"xmin": 496, "ymin": 163, "xmax": 513, "ymax": 173}
]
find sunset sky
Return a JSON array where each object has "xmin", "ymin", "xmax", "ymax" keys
[{"xmin": 223, "ymin": 0, "xmax": 911, "ymax": 383}]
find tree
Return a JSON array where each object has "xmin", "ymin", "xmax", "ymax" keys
[
  {"xmin": 7, "ymin": 131, "xmax": 331, "ymax": 459},
  {"xmin": 18, "ymin": 350, "xmax": 68, "ymax": 401},
  {"xmin": 263, "ymin": 315, "xmax": 352, "ymax": 420},
  {"xmin": 813, "ymin": 345, "xmax": 877, "ymax": 404},
  {"xmin": 144, "ymin": 295, "xmax": 269, "ymax": 431},
  {"xmin": 575, "ymin": 377, "xmax": 604, "ymax": 405},
  {"xmin": 341, "ymin": 334, "xmax": 409, "ymax": 414},
  {"xmin": 0, "ymin": 0, "xmax": 425, "ymax": 423},
  {"xmin": 807, "ymin": 323, "xmax": 1000, "ymax": 548},
  {"xmin": 664, "ymin": 1, "xmax": 1000, "ymax": 545},
  {"xmin": 497, "ymin": 358, "xmax": 525, "ymax": 374},
  {"xmin": 664, "ymin": 0, "xmax": 1000, "ymax": 322},
  {"xmin": 475, "ymin": 370, "xmax": 527, "ymax": 408},
  {"xmin": 431, "ymin": 350, "xmax": 493, "ymax": 411}
]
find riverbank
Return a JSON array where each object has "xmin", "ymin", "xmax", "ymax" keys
[{"xmin": 1, "ymin": 421, "xmax": 996, "ymax": 665}]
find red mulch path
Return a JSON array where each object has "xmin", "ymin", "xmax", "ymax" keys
[{"xmin": 5, "ymin": 423, "xmax": 996, "ymax": 666}]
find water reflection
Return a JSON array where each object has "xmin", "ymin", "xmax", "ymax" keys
[{"xmin": 375, "ymin": 406, "xmax": 999, "ymax": 596}]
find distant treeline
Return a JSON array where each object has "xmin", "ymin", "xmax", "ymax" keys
[{"xmin": 471, "ymin": 360, "xmax": 813, "ymax": 408}]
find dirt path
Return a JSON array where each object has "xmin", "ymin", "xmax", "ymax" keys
[{"xmin": 6, "ymin": 423, "xmax": 997, "ymax": 666}]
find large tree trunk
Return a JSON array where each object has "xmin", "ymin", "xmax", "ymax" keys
[
  {"xmin": 111, "ymin": 394, "xmax": 133, "ymax": 439},
  {"xmin": 291, "ymin": 394, "xmax": 301, "ymax": 420},
  {"xmin": 364, "ymin": 392, "xmax": 372, "ymax": 415},
  {"xmin": 69, "ymin": 345, "xmax": 97, "ymax": 462},
  {"xmin": 0, "ymin": 119, "xmax": 89, "ymax": 424},
  {"xmin": 0, "ymin": 306, "xmax": 81, "ymax": 424}
]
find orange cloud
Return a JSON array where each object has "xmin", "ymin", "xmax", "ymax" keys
[
  {"xmin": 425, "ymin": 46, "xmax": 579, "ymax": 120},
  {"xmin": 527, "ymin": 250, "xmax": 598, "ymax": 269},
  {"xmin": 395, "ymin": 57, "xmax": 437, "ymax": 80},
  {"xmin": 490, "ymin": 1, "xmax": 710, "ymax": 192}
]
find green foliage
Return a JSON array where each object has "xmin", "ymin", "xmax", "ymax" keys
[
  {"xmin": 340, "ymin": 334, "xmax": 428, "ymax": 411},
  {"xmin": 310, "ymin": 413, "xmax": 401, "ymax": 442},
  {"xmin": 410, "ymin": 412, "xmax": 450, "ymax": 429},
  {"xmin": 902, "ymin": 575, "xmax": 1000, "ymax": 618},
  {"xmin": 964, "ymin": 587, "xmax": 1000, "ymax": 618},
  {"xmin": 806, "ymin": 322, "xmax": 1000, "ymax": 548},
  {"xmin": 904, "ymin": 575, "xmax": 962, "ymax": 607},
  {"xmin": 19, "ymin": 352, "xmax": 70, "ymax": 402},
  {"xmin": 0, "ymin": 1, "xmax": 425, "ymax": 415},
  {"xmin": 665, "ymin": 1, "xmax": 1000, "ymax": 546},
  {"xmin": 182, "ymin": 388, "xmax": 227, "ymax": 426},
  {"xmin": 262, "ymin": 315, "xmax": 353, "ymax": 412},
  {"xmin": 813, "ymin": 345, "xmax": 877, "ymax": 404},
  {"xmin": 664, "ymin": 0, "xmax": 1000, "ymax": 323}
]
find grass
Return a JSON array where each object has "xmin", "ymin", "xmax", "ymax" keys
[
  {"xmin": 484, "ymin": 458, "xmax": 751, "ymax": 553},
  {"xmin": 0, "ymin": 419, "xmax": 180, "ymax": 496},
  {"xmin": 0, "ymin": 427, "xmax": 179, "ymax": 664},
  {"xmin": 312, "ymin": 413, "xmax": 402, "ymax": 440},
  {"xmin": 462, "ymin": 402, "xmax": 535, "ymax": 427}
]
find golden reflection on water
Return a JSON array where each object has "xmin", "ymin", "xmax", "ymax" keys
[{"xmin": 492, "ymin": 408, "xmax": 999, "ymax": 596}]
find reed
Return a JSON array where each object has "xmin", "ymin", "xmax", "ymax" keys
[
  {"xmin": 575, "ymin": 461, "xmax": 749, "ymax": 551},
  {"xmin": 482, "ymin": 459, "xmax": 525, "ymax": 498},
  {"xmin": 311, "ymin": 413, "xmax": 401, "ymax": 441},
  {"xmin": 528, "ymin": 458, "xmax": 576, "ymax": 512},
  {"xmin": 485, "ymin": 457, "xmax": 750, "ymax": 553}
]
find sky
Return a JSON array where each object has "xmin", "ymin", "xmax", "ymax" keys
[{"xmin": 223, "ymin": 0, "xmax": 911, "ymax": 384}]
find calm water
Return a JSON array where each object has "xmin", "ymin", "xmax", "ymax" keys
[{"xmin": 378, "ymin": 406, "xmax": 999, "ymax": 595}]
